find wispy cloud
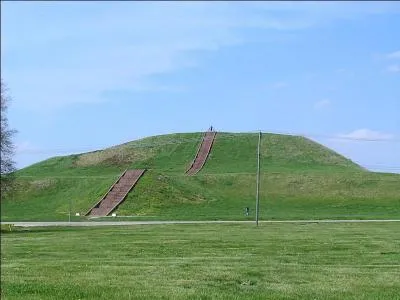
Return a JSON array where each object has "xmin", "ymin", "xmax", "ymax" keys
[
  {"xmin": 387, "ymin": 50, "xmax": 400, "ymax": 59},
  {"xmin": 336, "ymin": 68, "xmax": 347, "ymax": 73},
  {"xmin": 314, "ymin": 99, "xmax": 331, "ymax": 110},
  {"xmin": 387, "ymin": 64, "xmax": 400, "ymax": 73},
  {"xmin": 337, "ymin": 129, "xmax": 395, "ymax": 141},
  {"xmin": 335, "ymin": 68, "xmax": 355, "ymax": 78},
  {"xmin": 268, "ymin": 81, "xmax": 289, "ymax": 89},
  {"xmin": 3, "ymin": 2, "xmax": 400, "ymax": 111},
  {"xmin": 15, "ymin": 141, "xmax": 40, "ymax": 154},
  {"xmin": 382, "ymin": 50, "xmax": 400, "ymax": 73}
]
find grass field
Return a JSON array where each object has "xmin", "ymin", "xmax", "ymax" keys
[
  {"xmin": 1, "ymin": 223, "xmax": 399, "ymax": 299},
  {"xmin": 1, "ymin": 132, "xmax": 399, "ymax": 221}
]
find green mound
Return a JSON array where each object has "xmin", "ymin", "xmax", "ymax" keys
[{"xmin": 1, "ymin": 132, "xmax": 399, "ymax": 221}]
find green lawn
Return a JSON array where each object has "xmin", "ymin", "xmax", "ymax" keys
[{"xmin": 1, "ymin": 223, "xmax": 399, "ymax": 299}]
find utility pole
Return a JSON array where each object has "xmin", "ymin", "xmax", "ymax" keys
[
  {"xmin": 69, "ymin": 198, "xmax": 71, "ymax": 223},
  {"xmin": 256, "ymin": 131, "xmax": 261, "ymax": 226}
]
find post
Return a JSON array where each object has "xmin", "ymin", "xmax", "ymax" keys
[
  {"xmin": 69, "ymin": 198, "xmax": 71, "ymax": 223},
  {"xmin": 256, "ymin": 131, "xmax": 261, "ymax": 226}
]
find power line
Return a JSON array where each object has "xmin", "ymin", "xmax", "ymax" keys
[
  {"xmin": 257, "ymin": 130, "xmax": 400, "ymax": 143},
  {"xmin": 15, "ymin": 130, "xmax": 400, "ymax": 155},
  {"xmin": 15, "ymin": 169, "xmax": 400, "ymax": 179}
]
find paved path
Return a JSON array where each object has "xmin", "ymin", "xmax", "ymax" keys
[{"xmin": 2, "ymin": 220, "xmax": 400, "ymax": 227}]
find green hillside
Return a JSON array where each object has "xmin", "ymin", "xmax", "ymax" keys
[{"xmin": 1, "ymin": 132, "xmax": 399, "ymax": 221}]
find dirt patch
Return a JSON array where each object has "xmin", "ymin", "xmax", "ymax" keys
[
  {"xmin": 31, "ymin": 179, "xmax": 56, "ymax": 189},
  {"xmin": 75, "ymin": 147, "xmax": 156, "ymax": 167}
]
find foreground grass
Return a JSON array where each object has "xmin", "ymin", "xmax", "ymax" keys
[{"xmin": 1, "ymin": 223, "xmax": 400, "ymax": 299}]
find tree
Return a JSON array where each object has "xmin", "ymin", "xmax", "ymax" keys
[{"xmin": 1, "ymin": 79, "xmax": 17, "ymax": 199}]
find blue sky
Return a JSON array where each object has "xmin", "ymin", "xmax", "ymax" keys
[{"xmin": 1, "ymin": 1, "xmax": 399, "ymax": 172}]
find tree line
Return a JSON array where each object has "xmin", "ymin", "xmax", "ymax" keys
[{"xmin": 1, "ymin": 79, "xmax": 17, "ymax": 199}]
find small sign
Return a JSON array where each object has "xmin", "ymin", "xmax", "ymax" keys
[
  {"xmin": 245, "ymin": 207, "xmax": 249, "ymax": 216},
  {"xmin": 112, "ymin": 213, "xmax": 117, "ymax": 217},
  {"xmin": 75, "ymin": 213, "xmax": 80, "ymax": 216}
]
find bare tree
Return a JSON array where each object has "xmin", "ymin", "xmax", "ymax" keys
[{"xmin": 1, "ymin": 79, "xmax": 17, "ymax": 199}]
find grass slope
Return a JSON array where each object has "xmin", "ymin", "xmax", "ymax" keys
[
  {"xmin": 2, "ymin": 223, "xmax": 400, "ymax": 299},
  {"xmin": 1, "ymin": 132, "xmax": 399, "ymax": 221}
]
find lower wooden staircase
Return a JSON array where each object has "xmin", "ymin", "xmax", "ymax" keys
[{"xmin": 85, "ymin": 169, "xmax": 146, "ymax": 217}]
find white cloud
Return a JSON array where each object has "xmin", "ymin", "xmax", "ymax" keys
[
  {"xmin": 337, "ymin": 129, "xmax": 395, "ymax": 141},
  {"xmin": 314, "ymin": 99, "xmax": 331, "ymax": 110},
  {"xmin": 387, "ymin": 50, "xmax": 400, "ymax": 59},
  {"xmin": 386, "ymin": 64, "xmax": 400, "ymax": 73}
]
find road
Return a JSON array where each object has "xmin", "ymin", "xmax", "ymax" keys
[{"xmin": 2, "ymin": 220, "xmax": 400, "ymax": 227}]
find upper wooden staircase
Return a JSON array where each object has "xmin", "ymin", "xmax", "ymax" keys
[{"xmin": 186, "ymin": 128, "xmax": 217, "ymax": 176}]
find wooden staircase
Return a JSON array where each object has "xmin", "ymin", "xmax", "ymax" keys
[
  {"xmin": 85, "ymin": 169, "xmax": 146, "ymax": 217},
  {"xmin": 186, "ymin": 129, "xmax": 217, "ymax": 176}
]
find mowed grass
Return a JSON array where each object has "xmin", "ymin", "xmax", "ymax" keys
[
  {"xmin": 1, "ymin": 223, "xmax": 400, "ymax": 299},
  {"xmin": 205, "ymin": 133, "xmax": 362, "ymax": 174}
]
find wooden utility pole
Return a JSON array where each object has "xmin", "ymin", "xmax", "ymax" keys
[{"xmin": 256, "ymin": 131, "xmax": 261, "ymax": 226}]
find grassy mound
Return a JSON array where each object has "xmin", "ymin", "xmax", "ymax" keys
[{"xmin": 1, "ymin": 132, "xmax": 399, "ymax": 221}]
